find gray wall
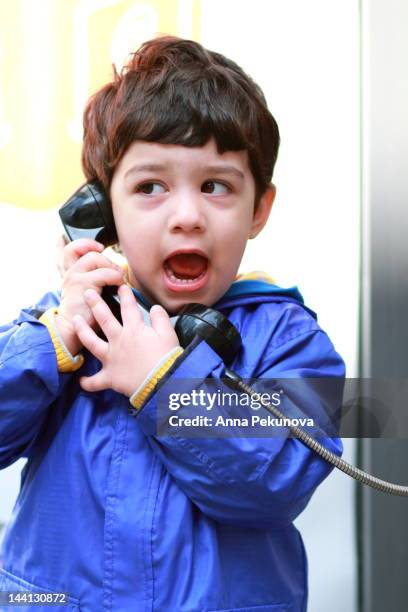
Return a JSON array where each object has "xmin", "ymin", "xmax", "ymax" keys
[{"xmin": 360, "ymin": 1, "xmax": 408, "ymax": 610}]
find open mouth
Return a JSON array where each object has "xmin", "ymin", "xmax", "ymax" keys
[{"xmin": 163, "ymin": 252, "xmax": 209, "ymax": 292}]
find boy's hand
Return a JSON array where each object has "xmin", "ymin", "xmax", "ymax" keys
[
  {"xmin": 74, "ymin": 285, "xmax": 179, "ymax": 397},
  {"xmin": 56, "ymin": 238, "xmax": 125, "ymax": 355},
  {"xmin": 72, "ymin": 284, "xmax": 180, "ymax": 397}
]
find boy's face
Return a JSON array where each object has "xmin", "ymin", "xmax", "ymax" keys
[{"xmin": 110, "ymin": 138, "xmax": 274, "ymax": 313}]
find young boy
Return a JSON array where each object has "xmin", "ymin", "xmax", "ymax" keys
[{"xmin": 0, "ymin": 36, "xmax": 343, "ymax": 611}]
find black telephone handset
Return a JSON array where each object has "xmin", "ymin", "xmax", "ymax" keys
[
  {"xmin": 59, "ymin": 182, "xmax": 408, "ymax": 496},
  {"xmin": 58, "ymin": 181, "xmax": 241, "ymax": 364}
]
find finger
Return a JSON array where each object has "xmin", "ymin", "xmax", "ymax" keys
[
  {"xmin": 73, "ymin": 314, "xmax": 108, "ymax": 361},
  {"xmin": 79, "ymin": 369, "xmax": 111, "ymax": 393},
  {"xmin": 57, "ymin": 234, "xmax": 69, "ymax": 246},
  {"xmin": 62, "ymin": 239, "xmax": 105, "ymax": 271},
  {"xmin": 118, "ymin": 284, "xmax": 144, "ymax": 329},
  {"xmin": 56, "ymin": 235, "xmax": 68, "ymax": 277},
  {"xmin": 83, "ymin": 267, "xmax": 125, "ymax": 289},
  {"xmin": 73, "ymin": 251, "xmax": 124, "ymax": 275},
  {"xmin": 84, "ymin": 288, "xmax": 122, "ymax": 340},
  {"xmin": 150, "ymin": 304, "xmax": 179, "ymax": 343}
]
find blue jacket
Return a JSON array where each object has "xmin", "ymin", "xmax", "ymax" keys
[{"xmin": 0, "ymin": 277, "xmax": 344, "ymax": 612}]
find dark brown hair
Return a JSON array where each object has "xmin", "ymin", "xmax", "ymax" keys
[{"xmin": 82, "ymin": 35, "xmax": 280, "ymax": 204}]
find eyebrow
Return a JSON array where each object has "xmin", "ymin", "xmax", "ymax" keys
[
  {"xmin": 124, "ymin": 163, "xmax": 245, "ymax": 181},
  {"xmin": 124, "ymin": 164, "xmax": 167, "ymax": 180},
  {"xmin": 201, "ymin": 165, "xmax": 245, "ymax": 180}
]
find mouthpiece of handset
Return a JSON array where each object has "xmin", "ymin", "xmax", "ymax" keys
[{"xmin": 175, "ymin": 304, "xmax": 242, "ymax": 365}]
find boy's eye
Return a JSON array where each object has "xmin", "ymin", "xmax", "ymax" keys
[
  {"xmin": 136, "ymin": 182, "xmax": 166, "ymax": 195},
  {"xmin": 201, "ymin": 181, "xmax": 230, "ymax": 195}
]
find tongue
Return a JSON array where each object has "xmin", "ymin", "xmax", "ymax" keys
[{"xmin": 167, "ymin": 253, "xmax": 207, "ymax": 279}]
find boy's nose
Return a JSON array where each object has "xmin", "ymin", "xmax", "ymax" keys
[{"xmin": 168, "ymin": 192, "xmax": 206, "ymax": 233}]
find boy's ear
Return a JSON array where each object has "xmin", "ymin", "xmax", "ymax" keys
[{"xmin": 249, "ymin": 184, "xmax": 276, "ymax": 239}]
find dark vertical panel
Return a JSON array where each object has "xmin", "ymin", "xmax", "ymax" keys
[{"xmin": 360, "ymin": 1, "xmax": 408, "ymax": 611}]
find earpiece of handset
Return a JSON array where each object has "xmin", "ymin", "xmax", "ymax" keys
[
  {"xmin": 175, "ymin": 304, "xmax": 242, "ymax": 365},
  {"xmin": 58, "ymin": 181, "xmax": 117, "ymax": 246}
]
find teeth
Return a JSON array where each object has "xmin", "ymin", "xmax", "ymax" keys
[{"xmin": 164, "ymin": 262, "xmax": 207, "ymax": 284}]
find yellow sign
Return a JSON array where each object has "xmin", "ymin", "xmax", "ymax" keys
[{"xmin": 0, "ymin": 0, "xmax": 201, "ymax": 209}]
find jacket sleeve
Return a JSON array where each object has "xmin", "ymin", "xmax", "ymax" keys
[
  {"xmin": 0, "ymin": 292, "xmax": 72, "ymax": 469},
  {"xmin": 136, "ymin": 308, "xmax": 345, "ymax": 529}
]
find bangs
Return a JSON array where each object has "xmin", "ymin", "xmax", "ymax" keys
[
  {"xmin": 109, "ymin": 71, "xmax": 263, "ymax": 176},
  {"xmin": 139, "ymin": 85, "xmax": 249, "ymax": 152}
]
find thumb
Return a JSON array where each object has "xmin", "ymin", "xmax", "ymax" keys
[{"xmin": 79, "ymin": 370, "xmax": 110, "ymax": 393}]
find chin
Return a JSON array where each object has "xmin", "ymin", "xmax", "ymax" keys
[
  {"xmin": 163, "ymin": 294, "xmax": 212, "ymax": 315},
  {"xmin": 165, "ymin": 298, "xmax": 202, "ymax": 315}
]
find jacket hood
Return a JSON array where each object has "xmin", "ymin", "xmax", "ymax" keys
[{"xmin": 214, "ymin": 271, "xmax": 317, "ymax": 320}]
